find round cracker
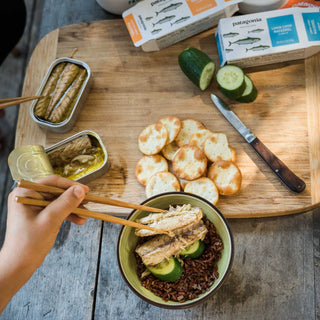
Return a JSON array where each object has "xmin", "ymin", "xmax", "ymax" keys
[
  {"xmin": 161, "ymin": 141, "xmax": 180, "ymax": 161},
  {"xmin": 158, "ymin": 116, "xmax": 181, "ymax": 144},
  {"xmin": 203, "ymin": 133, "xmax": 236, "ymax": 162},
  {"xmin": 189, "ymin": 129, "xmax": 215, "ymax": 151},
  {"xmin": 135, "ymin": 155, "xmax": 168, "ymax": 186},
  {"xmin": 145, "ymin": 171, "xmax": 180, "ymax": 197},
  {"xmin": 175, "ymin": 119, "xmax": 206, "ymax": 147},
  {"xmin": 172, "ymin": 145, "xmax": 207, "ymax": 180},
  {"xmin": 207, "ymin": 160, "xmax": 242, "ymax": 195},
  {"xmin": 184, "ymin": 177, "xmax": 219, "ymax": 205},
  {"xmin": 138, "ymin": 122, "xmax": 168, "ymax": 155}
]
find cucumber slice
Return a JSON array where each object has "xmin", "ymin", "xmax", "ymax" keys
[
  {"xmin": 236, "ymin": 75, "xmax": 257, "ymax": 103},
  {"xmin": 216, "ymin": 65, "xmax": 245, "ymax": 99},
  {"xmin": 147, "ymin": 256, "xmax": 182, "ymax": 282},
  {"xmin": 180, "ymin": 240, "xmax": 205, "ymax": 258},
  {"xmin": 179, "ymin": 47, "xmax": 215, "ymax": 91}
]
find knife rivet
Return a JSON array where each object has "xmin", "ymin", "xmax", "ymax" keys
[{"xmin": 275, "ymin": 169, "xmax": 279, "ymax": 173}]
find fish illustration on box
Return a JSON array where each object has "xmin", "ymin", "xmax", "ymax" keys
[
  {"xmin": 145, "ymin": 16, "xmax": 153, "ymax": 21},
  {"xmin": 223, "ymin": 32, "xmax": 239, "ymax": 38},
  {"xmin": 226, "ymin": 48, "xmax": 233, "ymax": 52},
  {"xmin": 153, "ymin": 15, "xmax": 175, "ymax": 27},
  {"xmin": 156, "ymin": 2, "xmax": 183, "ymax": 16},
  {"xmin": 248, "ymin": 29, "xmax": 264, "ymax": 33},
  {"xmin": 229, "ymin": 37, "xmax": 261, "ymax": 46},
  {"xmin": 151, "ymin": 29, "xmax": 162, "ymax": 35},
  {"xmin": 171, "ymin": 16, "xmax": 191, "ymax": 26},
  {"xmin": 246, "ymin": 45, "xmax": 270, "ymax": 52}
]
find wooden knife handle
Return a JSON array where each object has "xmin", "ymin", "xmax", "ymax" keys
[{"xmin": 250, "ymin": 137, "xmax": 306, "ymax": 193}]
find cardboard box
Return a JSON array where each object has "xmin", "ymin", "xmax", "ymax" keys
[
  {"xmin": 215, "ymin": 7, "xmax": 320, "ymax": 68},
  {"xmin": 123, "ymin": 0, "xmax": 241, "ymax": 52}
]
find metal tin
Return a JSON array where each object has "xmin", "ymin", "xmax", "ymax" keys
[
  {"xmin": 8, "ymin": 145, "xmax": 54, "ymax": 181},
  {"xmin": 45, "ymin": 130, "xmax": 110, "ymax": 184},
  {"xmin": 30, "ymin": 57, "xmax": 93, "ymax": 133}
]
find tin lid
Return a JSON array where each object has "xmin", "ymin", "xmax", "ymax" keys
[
  {"xmin": 238, "ymin": 0, "xmax": 287, "ymax": 14},
  {"xmin": 8, "ymin": 145, "xmax": 54, "ymax": 181}
]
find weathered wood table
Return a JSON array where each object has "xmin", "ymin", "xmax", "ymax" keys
[{"xmin": 1, "ymin": 3, "xmax": 320, "ymax": 320}]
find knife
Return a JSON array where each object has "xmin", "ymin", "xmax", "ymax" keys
[{"xmin": 210, "ymin": 94, "xmax": 306, "ymax": 193}]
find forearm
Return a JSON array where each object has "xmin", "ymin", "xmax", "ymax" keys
[{"xmin": 0, "ymin": 247, "xmax": 37, "ymax": 314}]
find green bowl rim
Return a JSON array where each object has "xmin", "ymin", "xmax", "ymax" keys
[{"xmin": 117, "ymin": 191, "xmax": 234, "ymax": 309}]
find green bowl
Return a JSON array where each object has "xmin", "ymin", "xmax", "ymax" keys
[{"xmin": 117, "ymin": 192, "xmax": 234, "ymax": 309}]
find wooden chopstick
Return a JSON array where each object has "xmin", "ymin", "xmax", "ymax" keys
[
  {"xmin": 0, "ymin": 95, "xmax": 46, "ymax": 109},
  {"xmin": 17, "ymin": 179, "xmax": 166, "ymax": 213},
  {"xmin": 15, "ymin": 196, "xmax": 169, "ymax": 234}
]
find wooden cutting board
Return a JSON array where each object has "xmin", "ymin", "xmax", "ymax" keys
[{"xmin": 16, "ymin": 20, "xmax": 320, "ymax": 218}]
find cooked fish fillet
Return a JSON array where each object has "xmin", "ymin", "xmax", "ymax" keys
[
  {"xmin": 47, "ymin": 135, "xmax": 92, "ymax": 167},
  {"xmin": 44, "ymin": 63, "xmax": 80, "ymax": 119},
  {"xmin": 48, "ymin": 69, "xmax": 87, "ymax": 123},
  {"xmin": 135, "ymin": 204, "xmax": 202, "ymax": 237},
  {"xmin": 135, "ymin": 220, "xmax": 208, "ymax": 266},
  {"xmin": 34, "ymin": 62, "xmax": 66, "ymax": 118}
]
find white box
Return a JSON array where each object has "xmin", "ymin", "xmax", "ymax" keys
[
  {"xmin": 122, "ymin": 0, "xmax": 241, "ymax": 52},
  {"xmin": 215, "ymin": 7, "xmax": 320, "ymax": 68}
]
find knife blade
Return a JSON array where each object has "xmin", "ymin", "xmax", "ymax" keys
[{"xmin": 210, "ymin": 94, "xmax": 305, "ymax": 193}]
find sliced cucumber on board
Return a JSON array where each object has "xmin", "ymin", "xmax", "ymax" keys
[
  {"xmin": 179, "ymin": 47, "xmax": 215, "ymax": 91},
  {"xmin": 147, "ymin": 256, "xmax": 182, "ymax": 282},
  {"xmin": 179, "ymin": 240, "xmax": 205, "ymax": 258},
  {"xmin": 216, "ymin": 65, "xmax": 245, "ymax": 99},
  {"xmin": 236, "ymin": 74, "xmax": 257, "ymax": 103}
]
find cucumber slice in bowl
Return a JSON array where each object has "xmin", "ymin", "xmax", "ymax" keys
[
  {"xmin": 236, "ymin": 75, "xmax": 257, "ymax": 103},
  {"xmin": 180, "ymin": 240, "xmax": 205, "ymax": 258},
  {"xmin": 147, "ymin": 256, "xmax": 182, "ymax": 282},
  {"xmin": 216, "ymin": 65, "xmax": 245, "ymax": 99},
  {"xmin": 178, "ymin": 47, "xmax": 215, "ymax": 91}
]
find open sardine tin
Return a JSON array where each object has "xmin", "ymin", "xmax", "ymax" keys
[
  {"xmin": 122, "ymin": 0, "xmax": 241, "ymax": 52},
  {"xmin": 30, "ymin": 57, "xmax": 92, "ymax": 133},
  {"xmin": 215, "ymin": 7, "xmax": 320, "ymax": 68},
  {"xmin": 45, "ymin": 130, "xmax": 110, "ymax": 184},
  {"xmin": 8, "ymin": 131, "xmax": 110, "ymax": 184}
]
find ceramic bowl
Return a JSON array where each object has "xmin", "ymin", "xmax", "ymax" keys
[{"xmin": 117, "ymin": 192, "xmax": 234, "ymax": 309}]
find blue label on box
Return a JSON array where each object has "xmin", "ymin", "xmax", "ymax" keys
[
  {"xmin": 267, "ymin": 14, "xmax": 299, "ymax": 47},
  {"xmin": 215, "ymin": 32, "xmax": 223, "ymax": 66},
  {"xmin": 302, "ymin": 12, "xmax": 320, "ymax": 41}
]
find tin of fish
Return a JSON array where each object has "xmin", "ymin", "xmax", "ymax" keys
[
  {"xmin": 122, "ymin": 0, "xmax": 241, "ymax": 52},
  {"xmin": 215, "ymin": 7, "xmax": 320, "ymax": 68},
  {"xmin": 30, "ymin": 57, "xmax": 93, "ymax": 133},
  {"xmin": 45, "ymin": 130, "xmax": 110, "ymax": 184},
  {"xmin": 8, "ymin": 145, "xmax": 55, "ymax": 181}
]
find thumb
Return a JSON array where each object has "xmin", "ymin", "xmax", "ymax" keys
[{"xmin": 41, "ymin": 185, "xmax": 86, "ymax": 225}]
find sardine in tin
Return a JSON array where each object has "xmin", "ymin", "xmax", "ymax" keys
[
  {"xmin": 30, "ymin": 57, "xmax": 93, "ymax": 133},
  {"xmin": 8, "ymin": 131, "xmax": 110, "ymax": 184}
]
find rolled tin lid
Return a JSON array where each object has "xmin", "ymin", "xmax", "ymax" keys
[{"xmin": 8, "ymin": 145, "xmax": 54, "ymax": 181}]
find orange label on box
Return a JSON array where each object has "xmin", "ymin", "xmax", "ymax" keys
[
  {"xmin": 123, "ymin": 14, "xmax": 142, "ymax": 44},
  {"xmin": 186, "ymin": 0, "xmax": 217, "ymax": 15},
  {"xmin": 282, "ymin": 0, "xmax": 320, "ymax": 8}
]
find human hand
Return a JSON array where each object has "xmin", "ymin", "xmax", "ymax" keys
[
  {"xmin": 0, "ymin": 175, "xmax": 89, "ymax": 313},
  {"xmin": 2, "ymin": 175, "xmax": 89, "ymax": 270}
]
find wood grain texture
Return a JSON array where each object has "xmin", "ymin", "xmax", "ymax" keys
[
  {"xmin": 305, "ymin": 54, "xmax": 320, "ymax": 202},
  {"xmin": 16, "ymin": 20, "xmax": 318, "ymax": 218}
]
